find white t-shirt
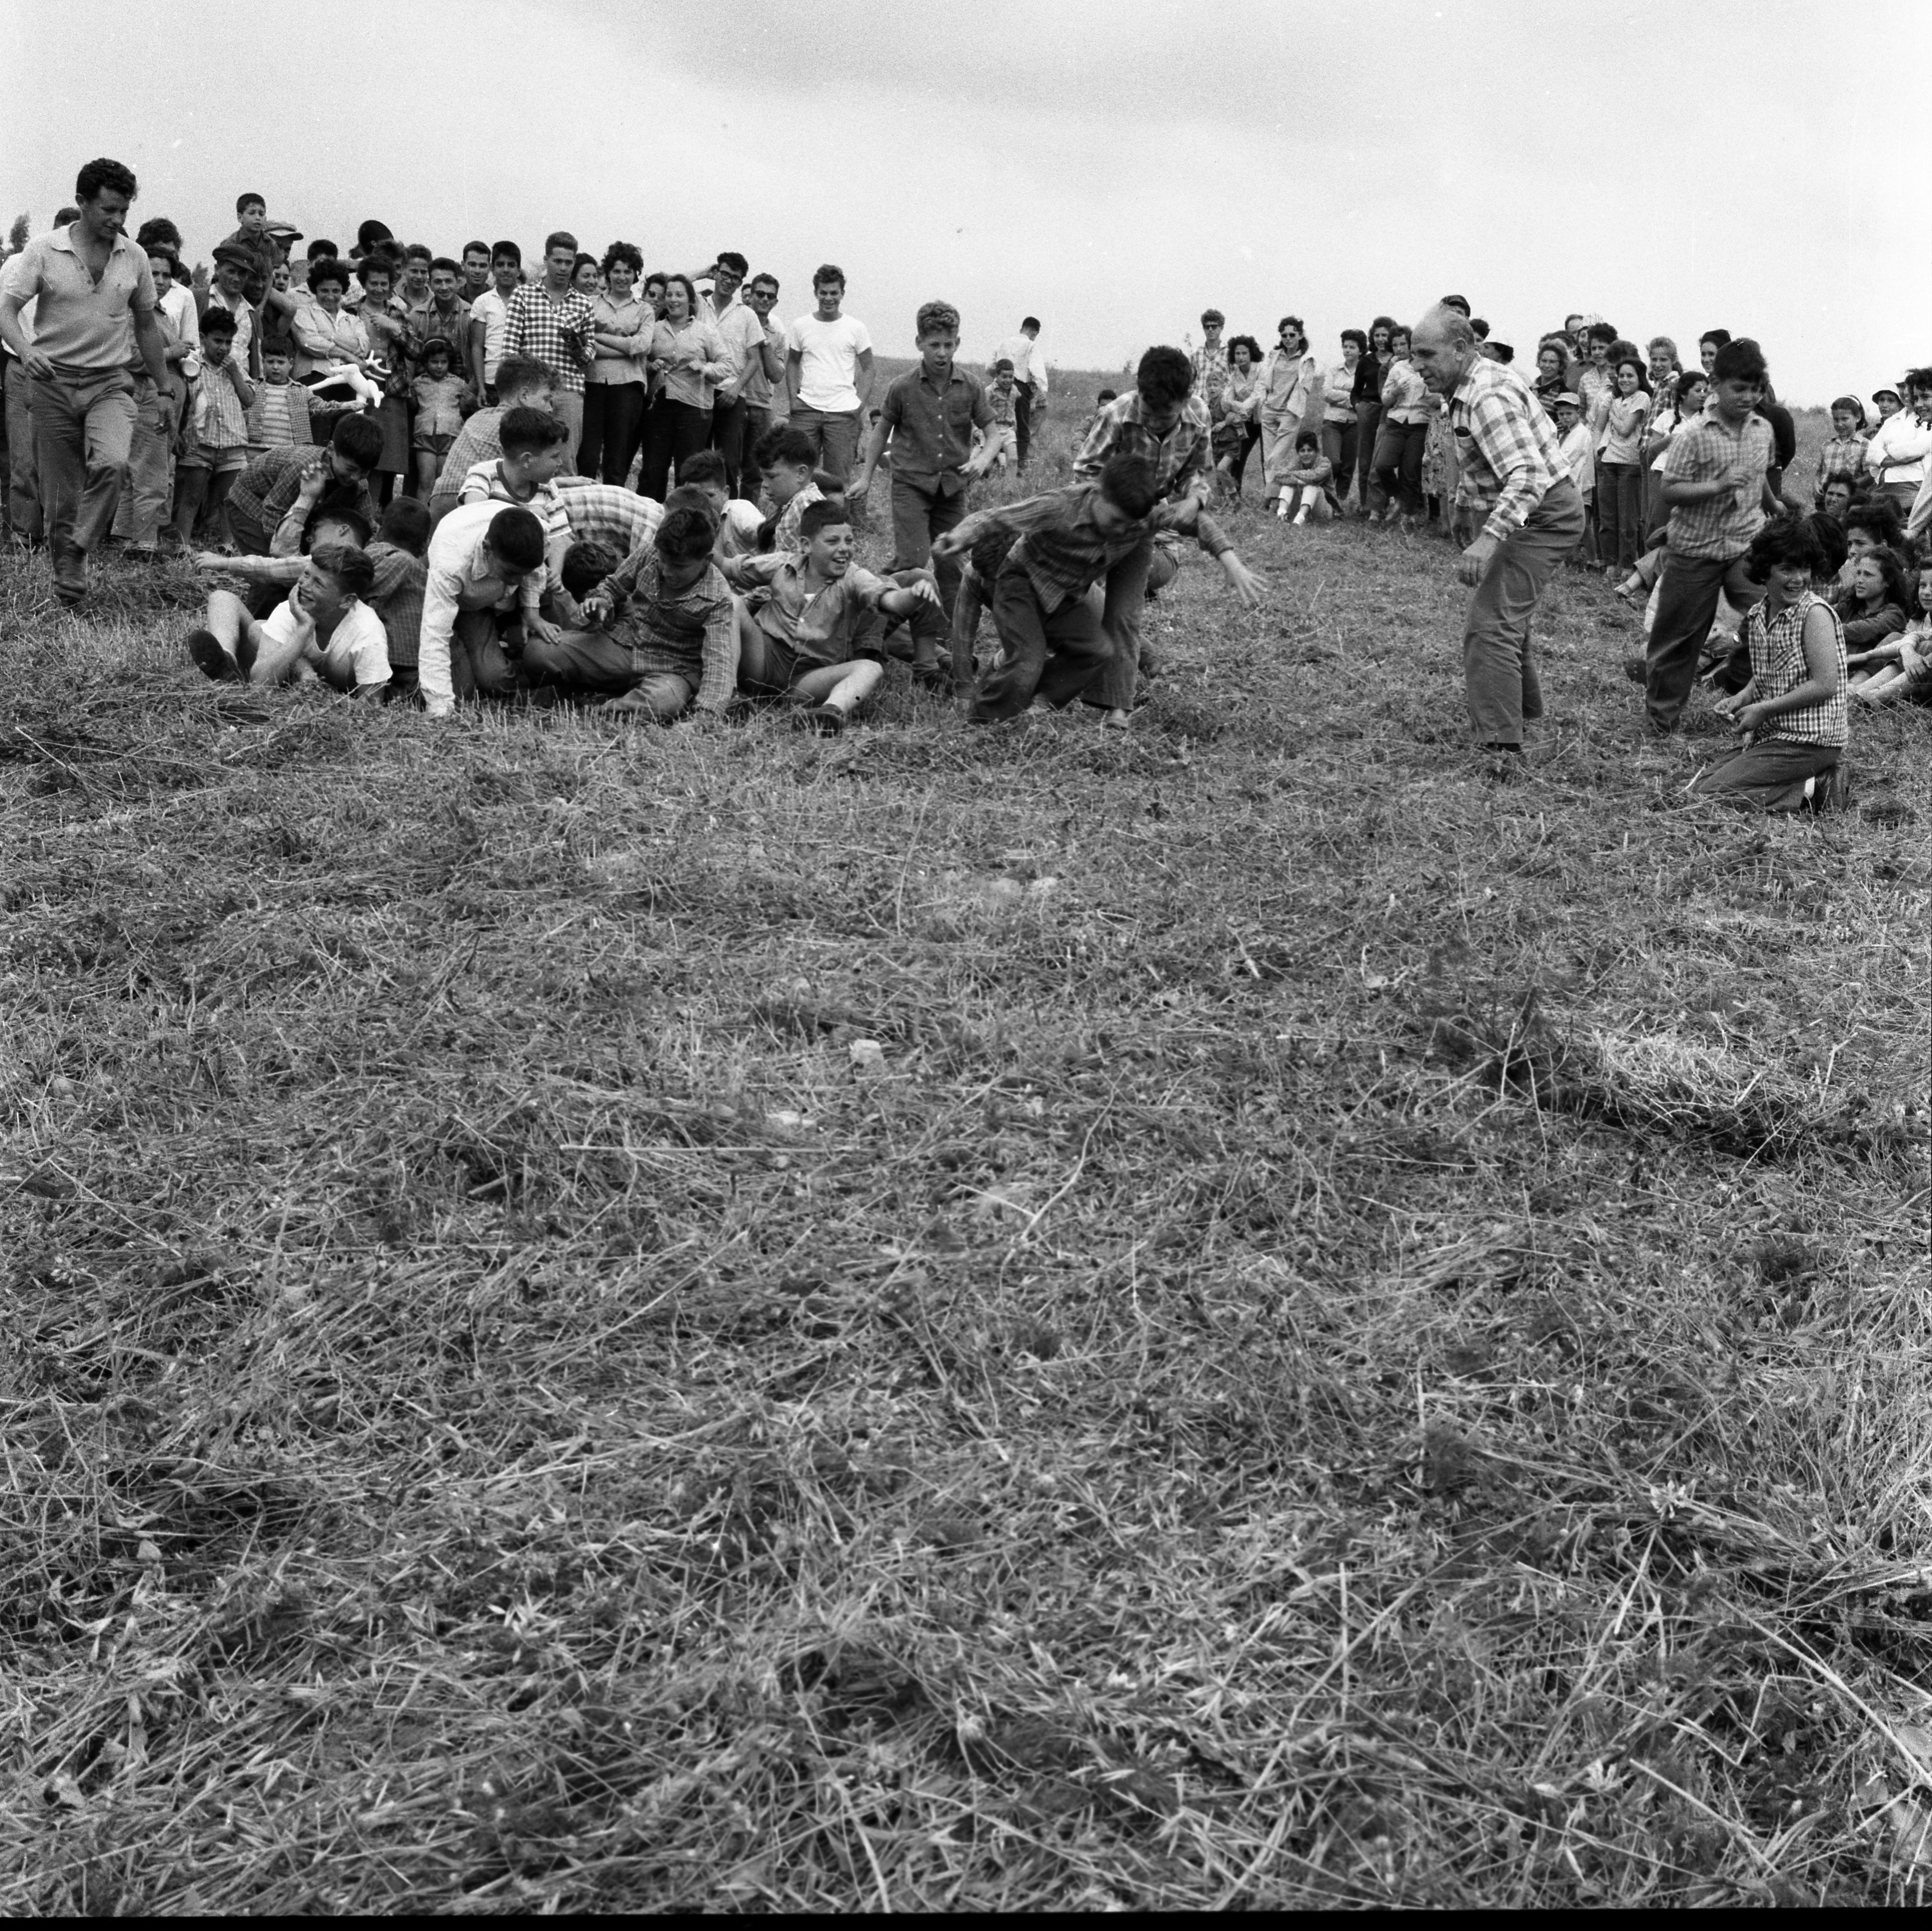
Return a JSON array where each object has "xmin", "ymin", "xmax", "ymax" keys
[
  {"xmin": 263, "ymin": 598, "xmax": 391, "ymax": 691},
  {"xmin": 718, "ymin": 498, "xmax": 764, "ymax": 559},
  {"xmin": 471, "ymin": 288, "xmax": 510, "ymax": 385},
  {"xmin": 785, "ymin": 311, "xmax": 872, "ymax": 413}
]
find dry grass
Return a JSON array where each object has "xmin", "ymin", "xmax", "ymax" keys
[{"xmin": 2, "ymin": 391, "xmax": 1929, "ymax": 1910}]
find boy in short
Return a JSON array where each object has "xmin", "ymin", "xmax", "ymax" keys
[
  {"xmin": 411, "ymin": 338, "xmax": 470, "ymax": 499},
  {"xmin": 174, "ymin": 308, "xmax": 256, "ymax": 547}
]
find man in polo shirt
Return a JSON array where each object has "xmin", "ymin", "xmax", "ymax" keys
[
  {"xmin": 846, "ymin": 300, "xmax": 1009, "ymax": 621},
  {"xmin": 703, "ymin": 251, "xmax": 783, "ymax": 500},
  {"xmin": 1409, "ymin": 304, "xmax": 1586, "ymax": 754},
  {"xmin": 0, "ymin": 158, "xmax": 173, "ymax": 604}
]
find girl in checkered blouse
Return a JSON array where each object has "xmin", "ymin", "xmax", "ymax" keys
[{"xmin": 1696, "ymin": 518, "xmax": 1849, "ymax": 813}]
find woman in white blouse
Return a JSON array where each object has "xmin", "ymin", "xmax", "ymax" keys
[{"xmin": 637, "ymin": 274, "xmax": 732, "ymax": 501}]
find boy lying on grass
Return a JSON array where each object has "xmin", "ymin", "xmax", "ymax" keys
[
  {"xmin": 184, "ymin": 542, "xmax": 389, "ymax": 698},
  {"xmin": 730, "ymin": 497, "xmax": 947, "ymax": 733},
  {"xmin": 524, "ymin": 503, "xmax": 736, "ymax": 721}
]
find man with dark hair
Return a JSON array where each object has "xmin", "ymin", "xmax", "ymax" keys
[
  {"xmin": 0, "ymin": 158, "xmax": 172, "ymax": 602},
  {"xmin": 1067, "ymin": 345, "xmax": 1224, "ymax": 727},
  {"xmin": 1409, "ymin": 303, "xmax": 1586, "ymax": 755},
  {"xmin": 418, "ymin": 502, "xmax": 549, "ymax": 714},
  {"xmin": 705, "ymin": 250, "xmax": 782, "ymax": 498},
  {"xmin": 400, "ymin": 255, "xmax": 473, "ymax": 391},
  {"xmin": 504, "ymin": 231, "xmax": 594, "ymax": 469},
  {"xmin": 467, "ymin": 241, "xmax": 523, "ymax": 405},
  {"xmin": 1640, "ymin": 336, "xmax": 1778, "ymax": 735},
  {"xmin": 784, "ymin": 264, "xmax": 873, "ymax": 482},
  {"xmin": 935, "ymin": 451, "xmax": 1258, "ymax": 724},
  {"xmin": 992, "ymin": 317, "xmax": 1047, "ymax": 469}
]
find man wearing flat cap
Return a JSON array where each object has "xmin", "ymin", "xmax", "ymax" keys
[{"xmin": 205, "ymin": 243, "xmax": 259, "ymax": 373}]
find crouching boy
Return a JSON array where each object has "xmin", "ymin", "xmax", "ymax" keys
[
  {"xmin": 184, "ymin": 541, "xmax": 390, "ymax": 697},
  {"xmin": 732, "ymin": 497, "xmax": 945, "ymax": 732},
  {"xmin": 417, "ymin": 503, "xmax": 551, "ymax": 716},
  {"xmin": 526, "ymin": 505, "xmax": 738, "ymax": 720},
  {"xmin": 934, "ymin": 454, "xmax": 1260, "ymax": 723}
]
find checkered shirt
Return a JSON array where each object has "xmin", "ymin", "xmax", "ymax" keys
[
  {"xmin": 1816, "ymin": 432, "xmax": 1869, "ymax": 490},
  {"xmin": 502, "ymin": 282, "xmax": 595, "ymax": 392},
  {"xmin": 365, "ymin": 538, "xmax": 428, "ymax": 668},
  {"xmin": 554, "ymin": 481, "xmax": 661, "ymax": 562},
  {"xmin": 1744, "ymin": 592, "xmax": 1847, "ymax": 748},
  {"xmin": 1071, "ymin": 391, "xmax": 1214, "ymax": 502},
  {"xmin": 1450, "ymin": 355, "xmax": 1572, "ymax": 541},
  {"xmin": 594, "ymin": 548, "xmax": 738, "ymax": 711},
  {"xmin": 193, "ymin": 358, "xmax": 252, "ymax": 453},
  {"xmin": 1662, "ymin": 408, "xmax": 1774, "ymax": 560}
]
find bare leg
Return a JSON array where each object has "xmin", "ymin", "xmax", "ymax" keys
[{"xmin": 790, "ymin": 659, "xmax": 883, "ymax": 715}]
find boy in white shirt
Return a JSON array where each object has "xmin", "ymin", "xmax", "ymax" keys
[
  {"xmin": 782, "ymin": 264, "xmax": 873, "ymax": 483},
  {"xmin": 466, "ymin": 242, "xmax": 523, "ymax": 404},
  {"xmin": 1552, "ymin": 393, "xmax": 1594, "ymax": 564},
  {"xmin": 185, "ymin": 541, "xmax": 391, "ymax": 696}
]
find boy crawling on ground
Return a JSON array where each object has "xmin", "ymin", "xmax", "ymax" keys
[
  {"xmin": 731, "ymin": 497, "xmax": 946, "ymax": 733},
  {"xmin": 184, "ymin": 542, "xmax": 389, "ymax": 698},
  {"xmin": 524, "ymin": 504, "xmax": 737, "ymax": 720}
]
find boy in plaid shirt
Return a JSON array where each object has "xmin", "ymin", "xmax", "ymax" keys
[
  {"xmin": 174, "ymin": 308, "xmax": 256, "ymax": 548},
  {"xmin": 527, "ymin": 504, "xmax": 737, "ymax": 719}
]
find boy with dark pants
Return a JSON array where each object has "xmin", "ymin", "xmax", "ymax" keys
[
  {"xmin": 935, "ymin": 456, "xmax": 1243, "ymax": 723},
  {"xmin": 532, "ymin": 506, "xmax": 738, "ymax": 719},
  {"xmin": 733, "ymin": 497, "xmax": 948, "ymax": 730},
  {"xmin": 1641, "ymin": 338, "xmax": 1777, "ymax": 735},
  {"xmin": 847, "ymin": 300, "xmax": 1009, "ymax": 622}
]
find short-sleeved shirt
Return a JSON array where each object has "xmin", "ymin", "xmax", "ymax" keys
[
  {"xmin": 471, "ymin": 288, "xmax": 511, "ymax": 386},
  {"xmin": 878, "ymin": 364, "xmax": 994, "ymax": 493},
  {"xmin": 203, "ymin": 285, "xmax": 256, "ymax": 372},
  {"xmin": 503, "ymin": 282, "xmax": 594, "ymax": 393},
  {"xmin": 4, "ymin": 224, "xmax": 156, "ymax": 376},
  {"xmin": 262, "ymin": 596, "xmax": 391, "ymax": 690},
  {"xmin": 710, "ymin": 296, "xmax": 771, "ymax": 404},
  {"xmin": 193, "ymin": 357, "xmax": 251, "ymax": 453},
  {"xmin": 784, "ymin": 311, "xmax": 872, "ymax": 412},
  {"xmin": 733, "ymin": 553, "xmax": 891, "ymax": 666},
  {"xmin": 1662, "ymin": 407, "xmax": 1775, "ymax": 560},
  {"xmin": 429, "ymin": 405, "xmax": 506, "ymax": 513}
]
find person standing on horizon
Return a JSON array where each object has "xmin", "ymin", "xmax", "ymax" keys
[
  {"xmin": 783, "ymin": 265, "xmax": 873, "ymax": 483},
  {"xmin": 1408, "ymin": 304, "xmax": 1584, "ymax": 756},
  {"xmin": 992, "ymin": 317, "xmax": 1047, "ymax": 470},
  {"xmin": 0, "ymin": 158, "xmax": 172, "ymax": 606},
  {"xmin": 503, "ymin": 233, "xmax": 596, "ymax": 471}
]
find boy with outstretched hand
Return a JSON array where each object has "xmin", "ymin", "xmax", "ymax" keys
[
  {"xmin": 733, "ymin": 497, "xmax": 947, "ymax": 731},
  {"xmin": 185, "ymin": 541, "xmax": 390, "ymax": 697}
]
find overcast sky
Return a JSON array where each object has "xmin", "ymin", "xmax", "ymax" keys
[{"xmin": 2, "ymin": 0, "xmax": 1923, "ymax": 403}]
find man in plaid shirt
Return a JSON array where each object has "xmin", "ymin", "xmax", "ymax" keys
[
  {"xmin": 502, "ymin": 232, "xmax": 594, "ymax": 471},
  {"xmin": 1069, "ymin": 347, "xmax": 1218, "ymax": 725},
  {"xmin": 1411, "ymin": 305, "xmax": 1585, "ymax": 753}
]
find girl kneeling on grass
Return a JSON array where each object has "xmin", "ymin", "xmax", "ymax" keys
[
  {"xmin": 1851, "ymin": 559, "xmax": 1932, "ymax": 706},
  {"xmin": 186, "ymin": 541, "xmax": 391, "ymax": 698},
  {"xmin": 1694, "ymin": 518, "xmax": 1848, "ymax": 813}
]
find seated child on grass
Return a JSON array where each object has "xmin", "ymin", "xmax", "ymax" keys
[
  {"xmin": 1851, "ymin": 559, "xmax": 1932, "ymax": 705},
  {"xmin": 185, "ymin": 541, "xmax": 389, "ymax": 698},
  {"xmin": 749, "ymin": 423, "xmax": 825, "ymax": 553},
  {"xmin": 1840, "ymin": 543, "xmax": 1913, "ymax": 678},
  {"xmin": 1275, "ymin": 432, "xmax": 1334, "ymax": 522},
  {"xmin": 411, "ymin": 338, "xmax": 471, "ymax": 501},
  {"xmin": 526, "ymin": 504, "xmax": 736, "ymax": 720},
  {"xmin": 731, "ymin": 497, "xmax": 947, "ymax": 732}
]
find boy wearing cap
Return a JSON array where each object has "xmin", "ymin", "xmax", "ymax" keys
[
  {"xmin": 1551, "ymin": 393, "xmax": 1594, "ymax": 559},
  {"xmin": 205, "ymin": 244, "xmax": 259, "ymax": 374}
]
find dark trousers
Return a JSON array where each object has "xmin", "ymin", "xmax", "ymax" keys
[
  {"xmin": 1013, "ymin": 381, "xmax": 1034, "ymax": 469},
  {"xmin": 711, "ymin": 394, "xmax": 751, "ymax": 497},
  {"xmin": 1691, "ymin": 739, "xmax": 1840, "ymax": 812},
  {"xmin": 1352, "ymin": 399, "xmax": 1381, "ymax": 505},
  {"xmin": 580, "ymin": 383, "xmax": 647, "ymax": 487},
  {"xmin": 1221, "ymin": 421, "xmax": 1261, "ymax": 492},
  {"xmin": 972, "ymin": 564, "xmax": 1112, "ymax": 721},
  {"xmin": 1372, "ymin": 419, "xmax": 1426, "ymax": 515},
  {"xmin": 1597, "ymin": 460, "xmax": 1643, "ymax": 570},
  {"xmin": 1085, "ymin": 533, "xmax": 1155, "ymax": 713},
  {"xmin": 889, "ymin": 474, "xmax": 968, "ymax": 611},
  {"xmin": 1644, "ymin": 551, "xmax": 1761, "ymax": 732},
  {"xmin": 1321, "ymin": 420, "xmax": 1358, "ymax": 507},
  {"xmin": 638, "ymin": 397, "xmax": 713, "ymax": 502}
]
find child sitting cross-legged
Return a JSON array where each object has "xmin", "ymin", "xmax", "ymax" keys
[
  {"xmin": 184, "ymin": 541, "xmax": 390, "ymax": 698},
  {"xmin": 731, "ymin": 497, "xmax": 947, "ymax": 733},
  {"xmin": 1275, "ymin": 432, "xmax": 1334, "ymax": 523},
  {"xmin": 1851, "ymin": 559, "xmax": 1932, "ymax": 706},
  {"xmin": 524, "ymin": 503, "xmax": 737, "ymax": 720}
]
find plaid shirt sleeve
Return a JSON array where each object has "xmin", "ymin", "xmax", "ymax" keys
[
  {"xmin": 1454, "ymin": 362, "xmax": 1567, "ymax": 542},
  {"xmin": 694, "ymin": 569, "xmax": 737, "ymax": 712},
  {"xmin": 1070, "ymin": 404, "xmax": 1120, "ymax": 482}
]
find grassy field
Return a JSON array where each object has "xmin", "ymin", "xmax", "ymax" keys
[{"xmin": 3, "ymin": 389, "xmax": 1929, "ymax": 1911}]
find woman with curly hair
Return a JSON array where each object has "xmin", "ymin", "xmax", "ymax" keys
[
  {"xmin": 1212, "ymin": 334, "xmax": 1265, "ymax": 497},
  {"xmin": 581, "ymin": 241, "xmax": 650, "ymax": 486}
]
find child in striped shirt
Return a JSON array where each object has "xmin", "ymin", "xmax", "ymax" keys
[
  {"xmin": 174, "ymin": 308, "xmax": 256, "ymax": 549},
  {"xmin": 246, "ymin": 339, "xmax": 311, "ymax": 454}
]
